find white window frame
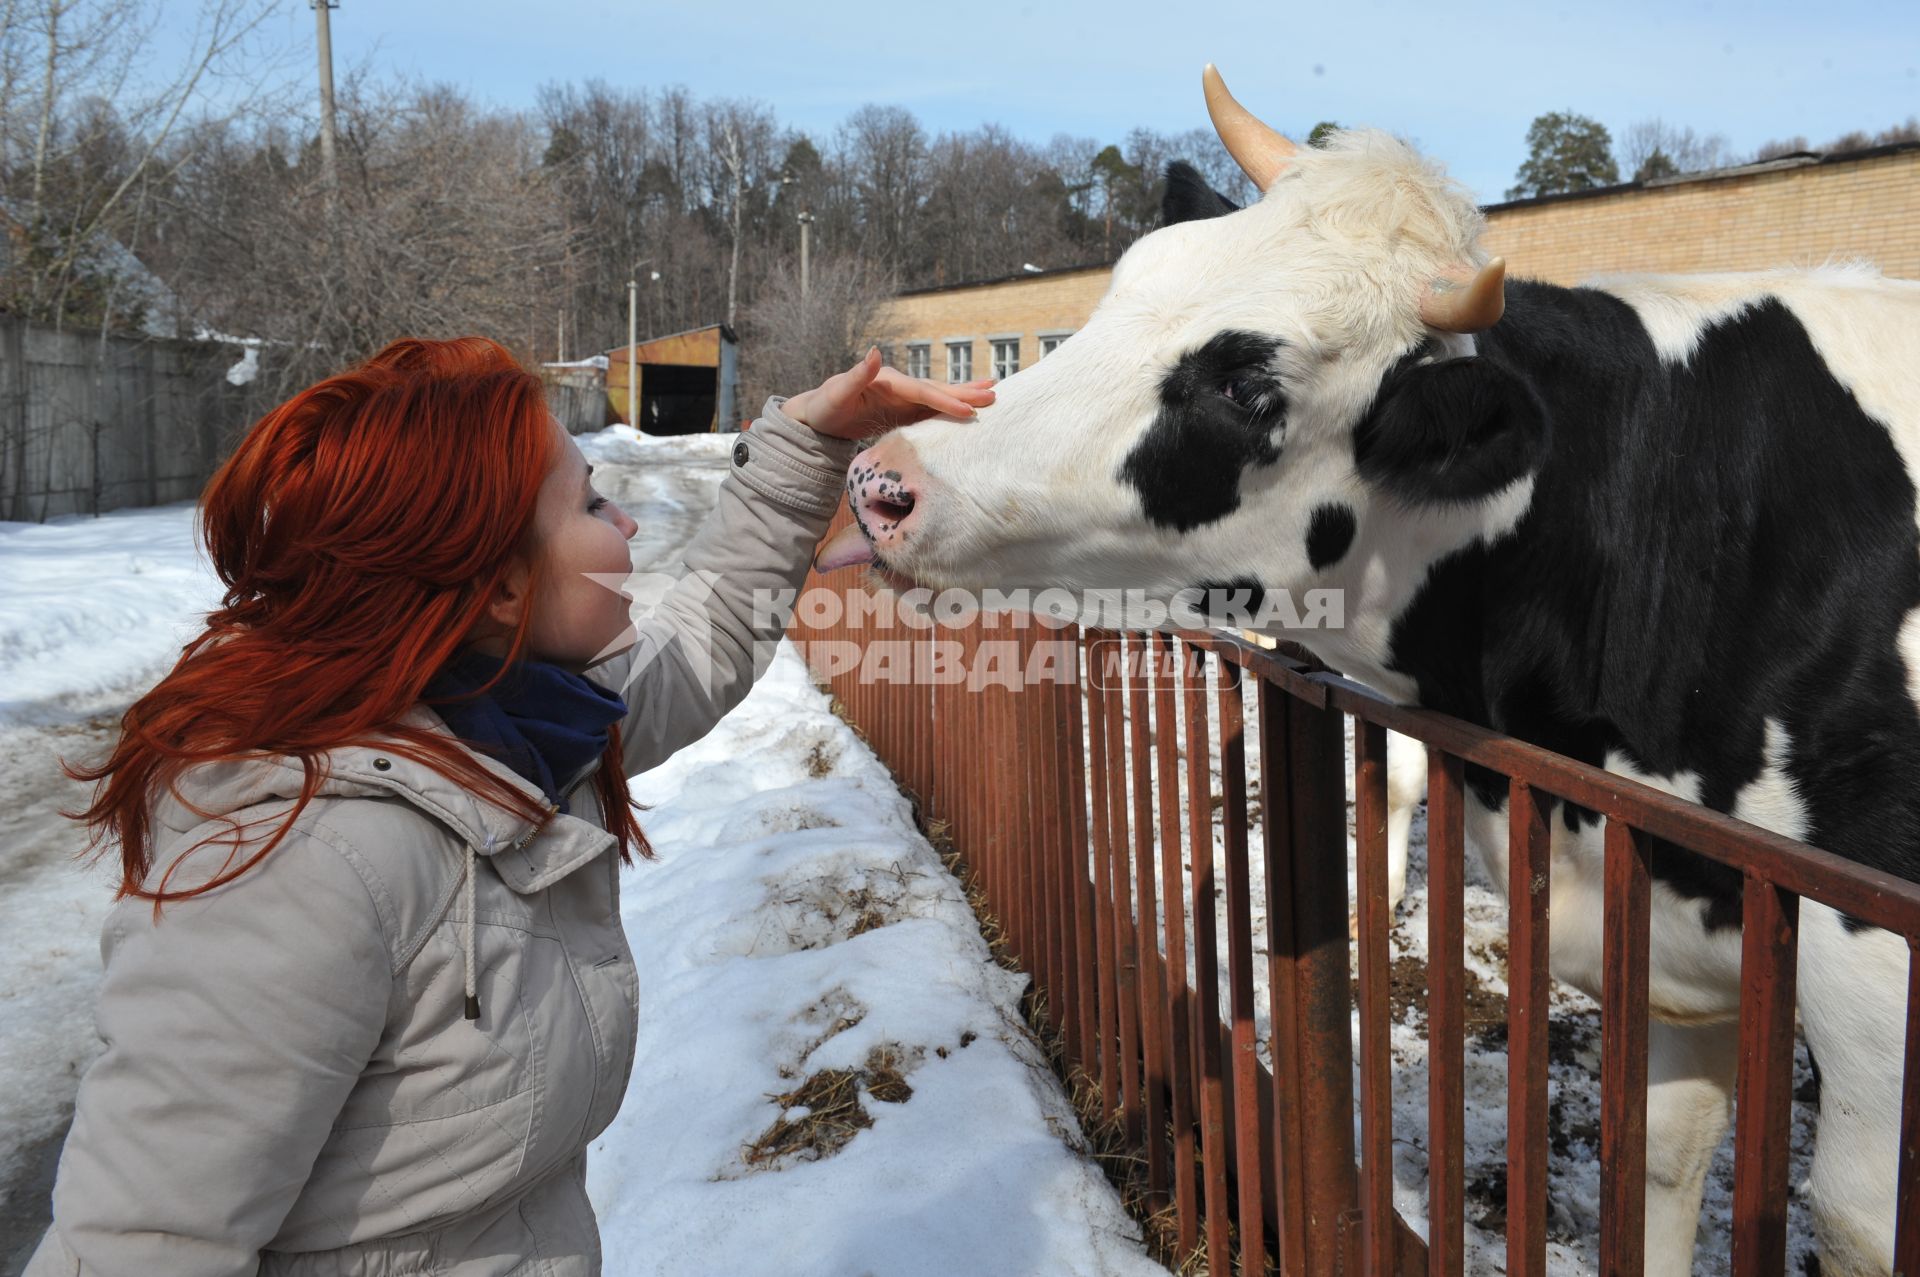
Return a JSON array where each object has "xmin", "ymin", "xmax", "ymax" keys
[
  {"xmin": 990, "ymin": 335, "xmax": 1021, "ymax": 380},
  {"xmin": 905, "ymin": 342, "xmax": 931, "ymax": 380},
  {"xmin": 1037, "ymin": 330, "xmax": 1075, "ymax": 358},
  {"xmin": 946, "ymin": 340, "xmax": 973, "ymax": 384}
]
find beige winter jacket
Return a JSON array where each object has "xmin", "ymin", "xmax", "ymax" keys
[{"xmin": 25, "ymin": 399, "xmax": 856, "ymax": 1277}]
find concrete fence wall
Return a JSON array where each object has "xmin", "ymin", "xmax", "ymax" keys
[
  {"xmin": 0, "ymin": 317, "xmax": 261, "ymax": 523},
  {"xmin": 542, "ymin": 368, "xmax": 614, "ymax": 435}
]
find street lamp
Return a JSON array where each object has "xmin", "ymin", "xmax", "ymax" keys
[
  {"xmin": 626, "ymin": 279, "xmax": 638, "ymax": 425},
  {"xmin": 772, "ymin": 170, "xmax": 815, "ymax": 299},
  {"xmin": 627, "ymin": 262, "xmax": 662, "ymax": 427},
  {"xmin": 797, "ymin": 211, "xmax": 814, "ymax": 298}
]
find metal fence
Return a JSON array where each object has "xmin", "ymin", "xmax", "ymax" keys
[
  {"xmin": 0, "ymin": 316, "xmax": 261, "ymax": 521},
  {"xmin": 788, "ymin": 516, "xmax": 1920, "ymax": 1277}
]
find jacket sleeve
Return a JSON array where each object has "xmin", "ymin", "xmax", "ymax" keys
[
  {"xmin": 26, "ymin": 823, "xmax": 392, "ymax": 1277},
  {"xmin": 590, "ymin": 395, "xmax": 857, "ymax": 777}
]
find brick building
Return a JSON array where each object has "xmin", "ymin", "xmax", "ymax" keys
[
  {"xmin": 872, "ymin": 142, "xmax": 1920, "ymax": 380},
  {"xmin": 874, "ymin": 263, "xmax": 1113, "ymax": 386}
]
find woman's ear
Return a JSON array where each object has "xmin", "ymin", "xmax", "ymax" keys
[
  {"xmin": 1353, "ymin": 357, "xmax": 1550, "ymax": 506},
  {"xmin": 484, "ymin": 562, "xmax": 531, "ymax": 632}
]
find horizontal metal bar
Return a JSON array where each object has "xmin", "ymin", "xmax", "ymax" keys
[{"xmin": 1180, "ymin": 632, "xmax": 1920, "ymax": 937}]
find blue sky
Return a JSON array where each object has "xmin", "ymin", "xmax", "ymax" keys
[{"xmin": 245, "ymin": 0, "xmax": 1914, "ymax": 202}]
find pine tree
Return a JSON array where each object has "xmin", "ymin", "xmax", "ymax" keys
[{"xmin": 1506, "ymin": 112, "xmax": 1620, "ymax": 200}]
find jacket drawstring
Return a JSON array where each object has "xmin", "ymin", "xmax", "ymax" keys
[
  {"xmin": 464, "ymin": 811, "xmax": 553, "ymax": 1026},
  {"xmin": 464, "ymin": 834, "xmax": 489, "ymax": 1022}
]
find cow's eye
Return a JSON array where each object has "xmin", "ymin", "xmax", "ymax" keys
[{"xmin": 1218, "ymin": 378, "xmax": 1245, "ymax": 402}]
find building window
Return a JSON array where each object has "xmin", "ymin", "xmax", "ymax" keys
[
  {"xmin": 1038, "ymin": 331, "xmax": 1073, "ymax": 358},
  {"xmin": 946, "ymin": 341, "xmax": 972, "ymax": 383},
  {"xmin": 991, "ymin": 338, "xmax": 1021, "ymax": 380},
  {"xmin": 906, "ymin": 343, "xmax": 931, "ymax": 380}
]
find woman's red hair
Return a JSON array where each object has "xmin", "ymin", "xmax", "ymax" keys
[{"xmin": 70, "ymin": 336, "xmax": 651, "ymax": 904}]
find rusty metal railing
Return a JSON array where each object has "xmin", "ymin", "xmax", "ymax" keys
[{"xmin": 788, "ymin": 533, "xmax": 1920, "ymax": 1276}]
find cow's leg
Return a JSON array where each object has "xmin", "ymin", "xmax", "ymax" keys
[
  {"xmin": 1642, "ymin": 1016, "xmax": 1739, "ymax": 1276},
  {"xmin": 1384, "ymin": 730, "xmax": 1427, "ymax": 913},
  {"xmin": 1351, "ymin": 731, "xmax": 1427, "ymax": 938},
  {"xmin": 1797, "ymin": 903, "xmax": 1904, "ymax": 1276}
]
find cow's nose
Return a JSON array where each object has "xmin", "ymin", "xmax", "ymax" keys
[{"xmin": 847, "ymin": 437, "xmax": 931, "ymax": 554}]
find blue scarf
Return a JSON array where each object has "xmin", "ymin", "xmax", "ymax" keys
[{"xmin": 422, "ymin": 648, "xmax": 628, "ymax": 814}]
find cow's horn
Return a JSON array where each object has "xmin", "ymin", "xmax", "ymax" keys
[
  {"xmin": 1419, "ymin": 258, "xmax": 1507, "ymax": 333},
  {"xmin": 1202, "ymin": 63, "xmax": 1296, "ymax": 191}
]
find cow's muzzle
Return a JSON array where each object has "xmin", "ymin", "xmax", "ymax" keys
[{"xmin": 815, "ymin": 437, "xmax": 932, "ymax": 572}]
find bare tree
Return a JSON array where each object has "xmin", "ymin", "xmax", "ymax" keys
[
  {"xmin": 1753, "ymin": 135, "xmax": 1811, "ymax": 162},
  {"xmin": 837, "ymin": 104, "xmax": 926, "ymax": 270},
  {"xmin": 0, "ymin": 0, "xmax": 288, "ymax": 333},
  {"xmin": 703, "ymin": 98, "xmax": 776, "ymax": 330},
  {"xmin": 916, "ymin": 124, "xmax": 1079, "ymax": 284},
  {"xmin": 739, "ymin": 250, "xmax": 893, "ymax": 416},
  {"xmin": 156, "ymin": 77, "xmax": 571, "ymax": 396},
  {"xmin": 1618, "ymin": 119, "xmax": 1738, "ymax": 180},
  {"xmin": 1756, "ymin": 118, "xmax": 1920, "ymax": 161}
]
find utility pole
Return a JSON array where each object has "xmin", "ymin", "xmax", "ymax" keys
[
  {"xmin": 798, "ymin": 211, "xmax": 814, "ymax": 298},
  {"xmin": 312, "ymin": 2, "xmax": 339, "ymax": 191},
  {"xmin": 626, "ymin": 279, "xmax": 638, "ymax": 427},
  {"xmin": 722, "ymin": 122, "xmax": 744, "ymax": 329}
]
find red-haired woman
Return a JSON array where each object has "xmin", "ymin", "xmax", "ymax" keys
[{"xmin": 25, "ymin": 338, "xmax": 992, "ymax": 1277}]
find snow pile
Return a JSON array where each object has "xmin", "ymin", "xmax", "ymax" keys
[
  {"xmin": 0, "ymin": 505, "xmax": 218, "ymax": 726},
  {"xmin": 575, "ymin": 422, "xmax": 735, "ymax": 467},
  {"xmin": 225, "ymin": 345, "xmax": 260, "ymax": 386},
  {"xmin": 589, "ymin": 643, "xmax": 1167, "ymax": 1276}
]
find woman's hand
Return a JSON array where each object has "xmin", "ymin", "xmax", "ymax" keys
[{"xmin": 783, "ymin": 348, "xmax": 996, "ymax": 441}]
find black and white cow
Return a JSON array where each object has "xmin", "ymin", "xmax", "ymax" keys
[{"xmin": 819, "ymin": 67, "xmax": 1920, "ymax": 1275}]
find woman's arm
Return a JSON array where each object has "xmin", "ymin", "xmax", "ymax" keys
[
  {"xmin": 25, "ymin": 824, "xmax": 391, "ymax": 1276},
  {"xmin": 592, "ymin": 351, "xmax": 990, "ymax": 777}
]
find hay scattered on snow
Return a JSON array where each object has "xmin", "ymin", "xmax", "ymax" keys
[{"xmin": 742, "ymin": 1043, "xmax": 920, "ymax": 1171}]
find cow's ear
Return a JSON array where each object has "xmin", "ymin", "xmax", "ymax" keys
[
  {"xmin": 1354, "ymin": 358, "xmax": 1549, "ymax": 505},
  {"xmin": 1162, "ymin": 160, "xmax": 1240, "ymax": 226}
]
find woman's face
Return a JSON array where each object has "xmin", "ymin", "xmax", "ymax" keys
[{"xmin": 474, "ymin": 418, "xmax": 640, "ymax": 671}]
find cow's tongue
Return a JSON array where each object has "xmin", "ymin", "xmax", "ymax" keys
[{"xmin": 813, "ymin": 520, "xmax": 875, "ymax": 571}]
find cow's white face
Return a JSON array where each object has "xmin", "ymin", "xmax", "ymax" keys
[{"xmin": 835, "ymin": 131, "xmax": 1547, "ymax": 693}]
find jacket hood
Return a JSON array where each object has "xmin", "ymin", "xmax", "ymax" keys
[{"xmin": 148, "ymin": 702, "xmax": 619, "ymax": 896}]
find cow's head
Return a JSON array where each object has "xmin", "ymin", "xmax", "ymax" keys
[{"xmin": 820, "ymin": 67, "xmax": 1547, "ymax": 692}]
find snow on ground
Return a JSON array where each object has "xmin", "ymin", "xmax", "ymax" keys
[
  {"xmin": 0, "ymin": 504, "xmax": 218, "ymax": 1267},
  {"xmin": 0, "ymin": 504, "xmax": 218, "ymax": 727},
  {"xmin": 588, "ymin": 644, "xmax": 1165, "ymax": 1276},
  {"xmin": 0, "ymin": 424, "xmax": 1168, "ymax": 1276}
]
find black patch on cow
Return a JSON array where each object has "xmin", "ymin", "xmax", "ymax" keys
[
  {"xmin": 1120, "ymin": 330, "xmax": 1287, "ymax": 533},
  {"xmin": 1374, "ymin": 282, "xmax": 1920, "ymax": 922},
  {"xmin": 1354, "ymin": 355, "xmax": 1551, "ymax": 506},
  {"xmin": 1184, "ymin": 577, "xmax": 1268, "ymax": 627},
  {"xmin": 1305, "ymin": 504, "xmax": 1357, "ymax": 571},
  {"xmin": 1160, "ymin": 160, "xmax": 1240, "ymax": 226}
]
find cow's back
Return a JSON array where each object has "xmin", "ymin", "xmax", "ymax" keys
[{"xmin": 1590, "ymin": 264, "xmax": 1920, "ymax": 459}]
